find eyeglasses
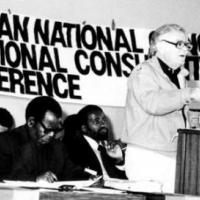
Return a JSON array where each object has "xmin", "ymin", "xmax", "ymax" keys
[
  {"xmin": 39, "ymin": 121, "xmax": 63, "ymax": 135},
  {"xmin": 161, "ymin": 39, "xmax": 193, "ymax": 51}
]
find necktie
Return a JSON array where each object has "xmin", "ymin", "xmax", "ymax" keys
[{"xmin": 97, "ymin": 145, "xmax": 109, "ymax": 178}]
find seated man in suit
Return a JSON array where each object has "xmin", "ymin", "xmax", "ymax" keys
[
  {"xmin": 1, "ymin": 96, "xmax": 90, "ymax": 182},
  {"xmin": 63, "ymin": 105, "xmax": 127, "ymax": 179}
]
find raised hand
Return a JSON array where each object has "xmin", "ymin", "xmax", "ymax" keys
[{"xmin": 103, "ymin": 140, "xmax": 123, "ymax": 162}]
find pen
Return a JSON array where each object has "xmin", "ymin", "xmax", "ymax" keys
[{"xmin": 84, "ymin": 168, "xmax": 97, "ymax": 176}]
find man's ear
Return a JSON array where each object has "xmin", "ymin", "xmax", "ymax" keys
[
  {"xmin": 27, "ymin": 116, "xmax": 36, "ymax": 128},
  {"xmin": 81, "ymin": 125, "xmax": 87, "ymax": 133}
]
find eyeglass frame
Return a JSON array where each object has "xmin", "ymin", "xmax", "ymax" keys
[
  {"xmin": 160, "ymin": 39, "xmax": 193, "ymax": 51},
  {"xmin": 38, "ymin": 121, "xmax": 63, "ymax": 136}
]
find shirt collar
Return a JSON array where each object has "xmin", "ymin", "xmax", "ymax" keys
[
  {"xmin": 157, "ymin": 57, "xmax": 181, "ymax": 89},
  {"xmin": 84, "ymin": 135, "xmax": 99, "ymax": 150},
  {"xmin": 158, "ymin": 58, "xmax": 180, "ymax": 75}
]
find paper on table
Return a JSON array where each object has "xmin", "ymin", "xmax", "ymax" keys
[
  {"xmin": 2, "ymin": 177, "xmax": 100, "ymax": 190},
  {"xmin": 104, "ymin": 177, "xmax": 163, "ymax": 193}
]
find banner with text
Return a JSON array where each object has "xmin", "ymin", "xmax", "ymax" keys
[{"xmin": 0, "ymin": 13, "xmax": 199, "ymax": 106}]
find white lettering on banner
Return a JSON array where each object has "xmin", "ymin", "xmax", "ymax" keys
[{"xmin": 0, "ymin": 12, "xmax": 199, "ymax": 106}]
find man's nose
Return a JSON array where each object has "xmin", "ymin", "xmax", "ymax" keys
[{"xmin": 99, "ymin": 120, "xmax": 106, "ymax": 126}]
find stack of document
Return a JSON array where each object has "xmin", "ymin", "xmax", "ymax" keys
[
  {"xmin": 1, "ymin": 179, "xmax": 98, "ymax": 190},
  {"xmin": 0, "ymin": 177, "xmax": 124, "ymax": 194},
  {"xmin": 104, "ymin": 177, "xmax": 163, "ymax": 193}
]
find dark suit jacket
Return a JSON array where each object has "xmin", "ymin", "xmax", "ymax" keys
[
  {"xmin": 9, "ymin": 140, "xmax": 89, "ymax": 181},
  {"xmin": 0, "ymin": 125, "xmax": 89, "ymax": 181},
  {"xmin": 64, "ymin": 131, "xmax": 127, "ymax": 179},
  {"xmin": 0, "ymin": 125, "xmax": 31, "ymax": 180}
]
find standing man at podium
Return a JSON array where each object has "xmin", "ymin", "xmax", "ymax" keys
[{"xmin": 122, "ymin": 24, "xmax": 200, "ymax": 193}]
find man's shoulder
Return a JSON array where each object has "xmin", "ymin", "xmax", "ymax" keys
[
  {"xmin": 10, "ymin": 125, "xmax": 30, "ymax": 144},
  {"xmin": 130, "ymin": 57, "xmax": 158, "ymax": 77},
  {"xmin": 0, "ymin": 130, "xmax": 19, "ymax": 151},
  {"xmin": 0, "ymin": 133, "xmax": 12, "ymax": 145},
  {"xmin": 10, "ymin": 125, "xmax": 27, "ymax": 135}
]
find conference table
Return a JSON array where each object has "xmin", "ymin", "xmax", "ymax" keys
[
  {"xmin": 40, "ymin": 190, "xmax": 200, "ymax": 200},
  {"xmin": 0, "ymin": 187, "xmax": 144, "ymax": 200},
  {"xmin": 2, "ymin": 128, "xmax": 200, "ymax": 199},
  {"xmin": 1, "ymin": 185, "xmax": 200, "ymax": 200}
]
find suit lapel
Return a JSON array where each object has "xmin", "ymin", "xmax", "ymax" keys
[{"xmin": 82, "ymin": 138, "xmax": 102, "ymax": 175}]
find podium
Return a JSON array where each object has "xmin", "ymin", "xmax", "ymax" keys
[{"xmin": 175, "ymin": 129, "xmax": 200, "ymax": 195}]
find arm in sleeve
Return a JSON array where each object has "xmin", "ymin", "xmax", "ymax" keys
[
  {"xmin": 8, "ymin": 143, "xmax": 37, "ymax": 181},
  {"xmin": 57, "ymin": 144, "xmax": 90, "ymax": 181}
]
